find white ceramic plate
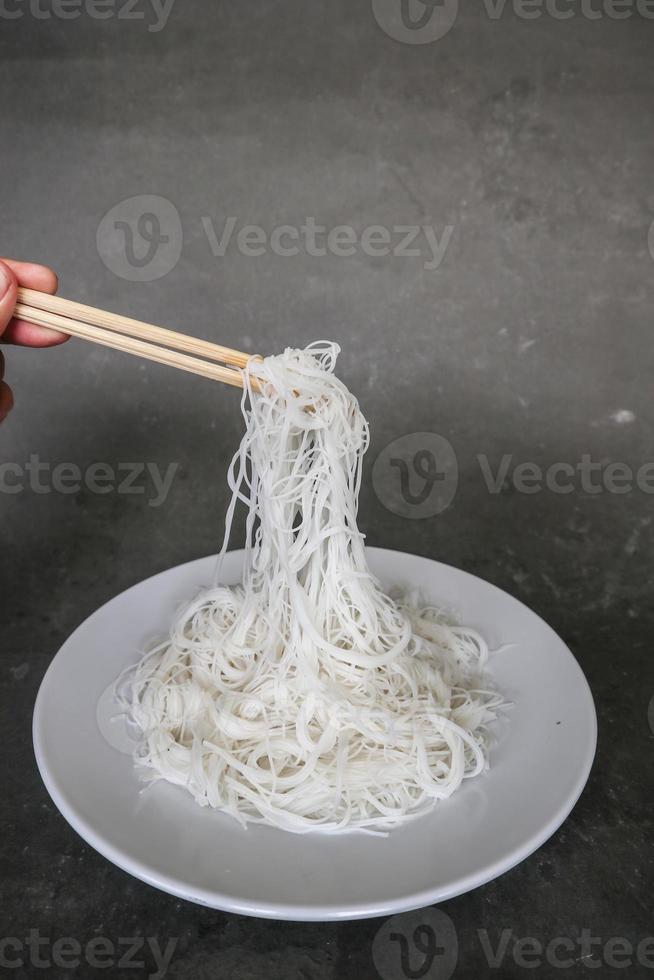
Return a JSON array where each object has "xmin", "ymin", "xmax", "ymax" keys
[{"xmin": 33, "ymin": 549, "xmax": 596, "ymax": 921}]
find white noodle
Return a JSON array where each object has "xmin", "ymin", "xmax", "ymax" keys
[{"xmin": 123, "ymin": 342, "xmax": 504, "ymax": 833}]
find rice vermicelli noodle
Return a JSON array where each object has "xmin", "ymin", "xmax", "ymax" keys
[{"xmin": 122, "ymin": 343, "xmax": 504, "ymax": 833}]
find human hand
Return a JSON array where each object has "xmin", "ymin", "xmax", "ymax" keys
[{"xmin": 0, "ymin": 258, "xmax": 68, "ymax": 422}]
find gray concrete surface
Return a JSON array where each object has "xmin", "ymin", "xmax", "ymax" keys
[{"xmin": 1, "ymin": 2, "xmax": 653, "ymax": 978}]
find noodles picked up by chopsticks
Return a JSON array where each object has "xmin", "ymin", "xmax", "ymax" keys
[{"xmin": 122, "ymin": 342, "xmax": 504, "ymax": 833}]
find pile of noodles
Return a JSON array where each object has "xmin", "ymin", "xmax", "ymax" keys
[{"xmin": 122, "ymin": 342, "xmax": 503, "ymax": 833}]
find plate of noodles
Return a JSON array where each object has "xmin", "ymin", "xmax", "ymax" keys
[{"xmin": 33, "ymin": 344, "xmax": 596, "ymax": 919}]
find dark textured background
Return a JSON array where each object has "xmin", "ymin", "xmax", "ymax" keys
[{"xmin": 1, "ymin": 2, "xmax": 653, "ymax": 977}]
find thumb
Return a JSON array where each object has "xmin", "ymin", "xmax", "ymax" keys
[{"xmin": 0, "ymin": 261, "xmax": 17, "ymax": 338}]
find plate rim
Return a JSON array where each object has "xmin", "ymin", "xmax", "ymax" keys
[{"xmin": 33, "ymin": 547, "xmax": 598, "ymax": 921}]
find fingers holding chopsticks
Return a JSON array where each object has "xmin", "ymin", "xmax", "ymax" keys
[
  {"xmin": 0, "ymin": 258, "xmax": 67, "ymax": 423},
  {"xmin": 0, "ymin": 258, "xmax": 68, "ymax": 347}
]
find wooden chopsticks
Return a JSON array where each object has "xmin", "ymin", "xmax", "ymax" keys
[{"xmin": 14, "ymin": 288, "xmax": 259, "ymax": 391}]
